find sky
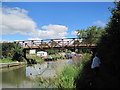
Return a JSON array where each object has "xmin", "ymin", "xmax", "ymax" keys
[
  {"xmin": 1, "ymin": 0, "xmax": 119, "ymax": 2},
  {"xmin": 1, "ymin": 1, "xmax": 115, "ymax": 42}
]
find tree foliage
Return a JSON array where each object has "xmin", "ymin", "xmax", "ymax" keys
[
  {"xmin": 97, "ymin": 1, "xmax": 120, "ymax": 68},
  {"xmin": 76, "ymin": 26, "xmax": 104, "ymax": 44},
  {"xmin": 2, "ymin": 43, "xmax": 15, "ymax": 58},
  {"xmin": 44, "ymin": 49, "xmax": 59, "ymax": 55},
  {"xmin": 12, "ymin": 43, "xmax": 24, "ymax": 62},
  {"xmin": 97, "ymin": 1, "xmax": 120, "ymax": 88},
  {"xmin": 1, "ymin": 42, "xmax": 24, "ymax": 62}
]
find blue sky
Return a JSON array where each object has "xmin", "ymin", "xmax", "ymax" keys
[{"xmin": 1, "ymin": 2, "xmax": 115, "ymax": 41}]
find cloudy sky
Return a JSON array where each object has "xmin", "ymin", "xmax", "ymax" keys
[{"xmin": 1, "ymin": 1, "xmax": 115, "ymax": 41}]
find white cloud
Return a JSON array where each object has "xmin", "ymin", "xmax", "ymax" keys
[
  {"xmin": 1, "ymin": 7, "xmax": 68, "ymax": 39},
  {"xmin": 42, "ymin": 24, "xmax": 68, "ymax": 32},
  {"xmin": 1, "ymin": 7, "xmax": 36, "ymax": 35},
  {"xmin": 27, "ymin": 37, "xmax": 41, "ymax": 40},
  {"xmin": 71, "ymin": 31, "xmax": 78, "ymax": 35},
  {"xmin": 22, "ymin": 24, "xmax": 68, "ymax": 39},
  {"xmin": 93, "ymin": 20, "xmax": 106, "ymax": 27}
]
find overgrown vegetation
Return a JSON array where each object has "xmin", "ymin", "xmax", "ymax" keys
[
  {"xmin": 75, "ymin": 56, "xmax": 93, "ymax": 88},
  {"xmin": 96, "ymin": 1, "xmax": 120, "ymax": 88},
  {"xmin": 53, "ymin": 53, "xmax": 91, "ymax": 88},
  {"xmin": 97, "ymin": 1, "xmax": 120, "ymax": 70},
  {"xmin": 54, "ymin": 64, "xmax": 82, "ymax": 88},
  {"xmin": 75, "ymin": 1, "xmax": 120, "ymax": 88},
  {"xmin": 1, "ymin": 42, "xmax": 25, "ymax": 63}
]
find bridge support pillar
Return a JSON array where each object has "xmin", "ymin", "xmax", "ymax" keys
[
  {"xmin": 23, "ymin": 49, "xmax": 26, "ymax": 59},
  {"xmin": 23, "ymin": 49, "xmax": 31, "ymax": 64}
]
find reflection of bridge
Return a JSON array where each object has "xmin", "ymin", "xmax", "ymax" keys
[{"xmin": 16, "ymin": 38, "xmax": 97, "ymax": 50}]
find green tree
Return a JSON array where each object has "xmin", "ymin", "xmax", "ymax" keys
[
  {"xmin": 2, "ymin": 42, "xmax": 24, "ymax": 62},
  {"xmin": 98, "ymin": 1, "xmax": 120, "ymax": 68},
  {"xmin": 76, "ymin": 26, "xmax": 104, "ymax": 44},
  {"xmin": 44, "ymin": 49, "xmax": 59, "ymax": 55},
  {"xmin": 2, "ymin": 42, "xmax": 15, "ymax": 58},
  {"xmin": 12, "ymin": 43, "xmax": 24, "ymax": 62},
  {"xmin": 97, "ymin": 1, "xmax": 120, "ymax": 88}
]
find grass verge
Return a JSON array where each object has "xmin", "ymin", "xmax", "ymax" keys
[
  {"xmin": 29, "ymin": 57, "xmax": 44, "ymax": 63},
  {"xmin": 0, "ymin": 58, "xmax": 17, "ymax": 63}
]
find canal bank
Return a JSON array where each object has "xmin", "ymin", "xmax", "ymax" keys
[{"xmin": 0, "ymin": 62, "xmax": 27, "ymax": 69}]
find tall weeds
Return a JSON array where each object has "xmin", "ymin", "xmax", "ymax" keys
[{"xmin": 53, "ymin": 53, "xmax": 91, "ymax": 88}]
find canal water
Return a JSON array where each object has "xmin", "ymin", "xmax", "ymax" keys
[{"xmin": 0, "ymin": 59, "xmax": 73, "ymax": 88}]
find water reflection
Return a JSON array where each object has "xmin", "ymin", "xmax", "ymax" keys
[
  {"xmin": 26, "ymin": 62, "xmax": 48, "ymax": 77},
  {"xmin": 1, "ymin": 65, "xmax": 35, "ymax": 88},
  {"xmin": 0, "ymin": 59, "xmax": 73, "ymax": 88},
  {"xmin": 0, "ymin": 61, "xmax": 55, "ymax": 88}
]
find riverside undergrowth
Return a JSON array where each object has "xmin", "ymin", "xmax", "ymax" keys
[
  {"xmin": 35, "ymin": 53, "xmax": 92, "ymax": 88},
  {"xmin": 53, "ymin": 53, "xmax": 92, "ymax": 88},
  {"xmin": 53, "ymin": 64, "xmax": 83, "ymax": 88}
]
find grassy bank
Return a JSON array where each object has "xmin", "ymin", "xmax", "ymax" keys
[
  {"xmin": 28, "ymin": 55, "xmax": 64, "ymax": 64},
  {"xmin": 48, "ymin": 55, "xmax": 64, "ymax": 58},
  {"xmin": 0, "ymin": 58, "xmax": 17, "ymax": 63},
  {"xmin": 29, "ymin": 57, "xmax": 44, "ymax": 63}
]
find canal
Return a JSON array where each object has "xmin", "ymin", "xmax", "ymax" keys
[{"xmin": 0, "ymin": 59, "xmax": 73, "ymax": 88}]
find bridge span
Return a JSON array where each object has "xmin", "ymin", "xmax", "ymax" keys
[{"xmin": 16, "ymin": 38, "xmax": 97, "ymax": 50}]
